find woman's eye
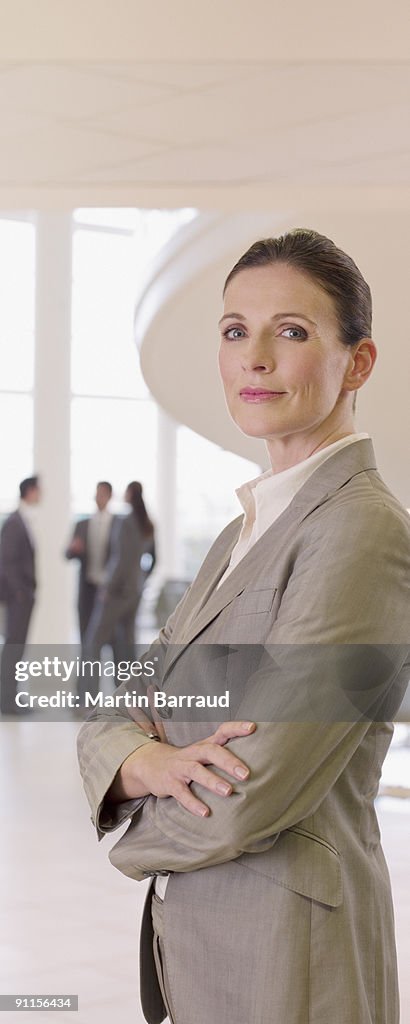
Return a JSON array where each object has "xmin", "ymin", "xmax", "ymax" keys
[
  {"xmin": 281, "ymin": 326, "xmax": 307, "ymax": 340},
  {"xmin": 223, "ymin": 326, "xmax": 246, "ymax": 340}
]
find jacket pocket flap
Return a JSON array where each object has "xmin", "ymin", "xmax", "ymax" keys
[
  {"xmin": 234, "ymin": 587, "xmax": 277, "ymax": 615},
  {"xmin": 236, "ymin": 827, "xmax": 343, "ymax": 908}
]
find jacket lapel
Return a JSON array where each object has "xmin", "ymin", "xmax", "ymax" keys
[
  {"xmin": 164, "ymin": 439, "xmax": 377, "ymax": 678},
  {"xmin": 174, "ymin": 517, "xmax": 244, "ymax": 638}
]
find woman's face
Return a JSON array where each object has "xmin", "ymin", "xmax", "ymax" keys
[{"xmin": 218, "ymin": 263, "xmax": 357, "ymax": 455}]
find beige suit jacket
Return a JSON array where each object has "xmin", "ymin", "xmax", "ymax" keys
[{"xmin": 78, "ymin": 440, "xmax": 410, "ymax": 1024}]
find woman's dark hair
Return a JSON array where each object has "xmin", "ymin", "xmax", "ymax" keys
[
  {"xmin": 223, "ymin": 228, "xmax": 372, "ymax": 346},
  {"xmin": 126, "ymin": 481, "xmax": 154, "ymax": 537}
]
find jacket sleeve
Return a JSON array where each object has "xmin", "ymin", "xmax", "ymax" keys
[
  {"xmin": 104, "ymin": 501, "xmax": 410, "ymax": 880},
  {"xmin": 64, "ymin": 521, "xmax": 86, "ymax": 562},
  {"xmin": 77, "ymin": 583, "xmax": 193, "ymax": 837},
  {"xmin": 0, "ymin": 518, "xmax": 22, "ymax": 598}
]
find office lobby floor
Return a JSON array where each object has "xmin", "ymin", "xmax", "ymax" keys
[{"xmin": 0, "ymin": 720, "xmax": 409, "ymax": 1024}]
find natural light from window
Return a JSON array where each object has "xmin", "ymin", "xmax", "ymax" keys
[{"xmin": 0, "ymin": 217, "xmax": 35, "ymax": 511}]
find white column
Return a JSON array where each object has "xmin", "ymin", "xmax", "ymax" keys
[
  {"xmin": 31, "ymin": 213, "xmax": 72, "ymax": 643},
  {"xmin": 156, "ymin": 408, "xmax": 178, "ymax": 578}
]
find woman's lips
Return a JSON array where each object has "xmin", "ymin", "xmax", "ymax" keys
[{"xmin": 239, "ymin": 388, "xmax": 286, "ymax": 403}]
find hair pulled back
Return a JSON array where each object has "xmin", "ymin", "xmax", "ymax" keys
[{"xmin": 224, "ymin": 228, "xmax": 372, "ymax": 347}]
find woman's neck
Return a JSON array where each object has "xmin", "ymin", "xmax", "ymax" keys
[{"xmin": 266, "ymin": 423, "xmax": 356, "ymax": 474}]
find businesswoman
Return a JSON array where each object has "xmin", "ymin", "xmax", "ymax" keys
[
  {"xmin": 78, "ymin": 230, "xmax": 410, "ymax": 1024},
  {"xmin": 83, "ymin": 481, "xmax": 155, "ymax": 676}
]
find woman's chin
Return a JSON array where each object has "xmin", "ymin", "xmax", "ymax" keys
[{"xmin": 232, "ymin": 410, "xmax": 287, "ymax": 441}]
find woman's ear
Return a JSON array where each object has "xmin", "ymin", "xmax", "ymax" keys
[{"xmin": 344, "ymin": 338, "xmax": 377, "ymax": 396}]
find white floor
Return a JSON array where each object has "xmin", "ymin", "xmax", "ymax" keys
[{"xmin": 0, "ymin": 721, "xmax": 409, "ymax": 1024}]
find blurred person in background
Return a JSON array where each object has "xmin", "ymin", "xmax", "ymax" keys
[
  {"xmin": 82, "ymin": 481, "xmax": 155, "ymax": 695},
  {"xmin": 0, "ymin": 475, "xmax": 40, "ymax": 714},
  {"xmin": 65, "ymin": 481, "xmax": 117, "ymax": 642}
]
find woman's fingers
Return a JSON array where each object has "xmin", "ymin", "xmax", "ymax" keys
[
  {"xmin": 190, "ymin": 762, "xmax": 233, "ymax": 797},
  {"xmin": 128, "ymin": 707, "xmax": 254, "ymax": 750},
  {"xmin": 118, "ymin": 720, "xmax": 256, "ymax": 811},
  {"xmin": 170, "ymin": 751, "xmax": 249, "ymax": 816},
  {"xmin": 171, "ymin": 779, "xmax": 210, "ymax": 817},
  {"xmin": 184, "ymin": 722, "xmax": 256, "ymax": 782},
  {"xmin": 193, "ymin": 740, "xmax": 250, "ymax": 781},
  {"xmin": 212, "ymin": 721, "xmax": 256, "ymax": 744}
]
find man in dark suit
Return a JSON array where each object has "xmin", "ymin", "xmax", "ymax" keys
[
  {"xmin": 65, "ymin": 482, "xmax": 117, "ymax": 642},
  {"xmin": 0, "ymin": 476, "xmax": 40, "ymax": 714}
]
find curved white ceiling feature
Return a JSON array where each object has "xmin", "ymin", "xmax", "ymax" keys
[{"xmin": 136, "ymin": 212, "xmax": 289, "ymax": 467}]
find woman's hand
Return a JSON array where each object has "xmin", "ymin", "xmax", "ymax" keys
[{"xmin": 108, "ymin": 720, "xmax": 256, "ymax": 817}]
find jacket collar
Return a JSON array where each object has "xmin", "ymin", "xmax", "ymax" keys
[{"xmin": 164, "ymin": 438, "xmax": 377, "ymax": 674}]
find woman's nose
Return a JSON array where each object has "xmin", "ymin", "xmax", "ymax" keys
[{"xmin": 242, "ymin": 336, "xmax": 275, "ymax": 373}]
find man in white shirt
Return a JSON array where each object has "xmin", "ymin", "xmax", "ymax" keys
[
  {"xmin": 65, "ymin": 481, "xmax": 116, "ymax": 642},
  {"xmin": 0, "ymin": 476, "xmax": 41, "ymax": 714}
]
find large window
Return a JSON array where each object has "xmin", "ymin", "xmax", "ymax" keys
[
  {"xmin": 70, "ymin": 207, "xmax": 261, "ymax": 583},
  {"xmin": 70, "ymin": 207, "xmax": 196, "ymax": 516},
  {"xmin": 71, "ymin": 397, "xmax": 158, "ymax": 512},
  {"xmin": 0, "ymin": 209, "xmax": 261, "ymax": 579},
  {"xmin": 0, "ymin": 217, "xmax": 35, "ymax": 513}
]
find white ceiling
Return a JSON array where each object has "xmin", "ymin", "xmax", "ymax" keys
[
  {"xmin": 0, "ymin": 59, "xmax": 409, "ymax": 206},
  {"xmin": 1, "ymin": 0, "xmax": 408, "ymax": 61},
  {"xmin": 0, "ymin": 0, "xmax": 408, "ymax": 205},
  {"xmin": 0, "ymin": 1, "xmax": 409, "ymax": 500}
]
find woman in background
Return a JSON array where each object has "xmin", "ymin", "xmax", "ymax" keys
[
  {"xmin": 115, "ymin": 480, "xmax": 156, "ymax": 651},
  {"xmin": 84, "ymin": 480, "xmax": 155, "ymax": 677}
]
